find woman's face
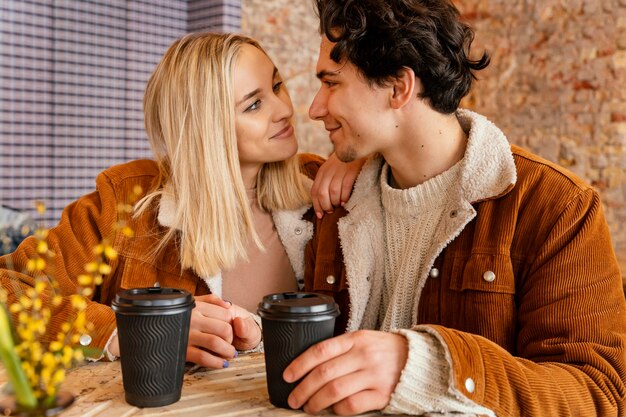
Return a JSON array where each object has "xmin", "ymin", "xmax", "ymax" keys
[{"xmin": 234, "ymin": 44, "xmax": 298, "ymax": 180}]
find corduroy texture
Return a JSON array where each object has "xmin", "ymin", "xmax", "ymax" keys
[
  {"xmin": 304, "ymin": 110, "xmax": 626, "ymax": 416},
  {"xmin": 0, "ymin": 154, "xmax": 323, "ymax": 358}
]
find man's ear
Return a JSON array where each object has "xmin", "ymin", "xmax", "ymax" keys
[{"xmin": 389, "ymin": 67, "xmax": 417, "ymax": 109}]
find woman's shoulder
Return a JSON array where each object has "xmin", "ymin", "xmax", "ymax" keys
[
  {"xmin": 99, "ymin": 159, "xmax": 159, "ymax": 184},
  {"xmin": 298, "ymin": 153, "xmax": 326, "ymax": 180}
]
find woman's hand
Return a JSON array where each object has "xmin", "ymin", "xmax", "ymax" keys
[
  {"xmin": 227, "ymin": 302, "xmax": 262, "ymax": 351},
  {"xmin": 310, "ymin": 153, "xmax": 366, "ymax": 219},
  {"xmin": 186, "ymin": 294, "xmax": 238, "ymax": 368},
  {"xmin": 186, "ymin": 295, "xmax": 261, "ymax": 368}
]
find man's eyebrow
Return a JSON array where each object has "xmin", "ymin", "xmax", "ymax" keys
[{"xmin": 316, "ymin": 69, "xmax": 340, "ymax": 79}]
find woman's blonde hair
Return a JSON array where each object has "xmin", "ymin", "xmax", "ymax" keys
[{"xmin": 136, "ymin": 32, "xmax": 310, "ymax": 278}]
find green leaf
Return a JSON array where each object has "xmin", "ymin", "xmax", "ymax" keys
[{"xmin": 0, "ymin": 305, "xmax": 37, "ymax": 409}]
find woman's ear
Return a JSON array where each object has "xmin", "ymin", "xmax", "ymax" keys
[{"xmin": 389, "ymin": 67, "xmax": 417, "ymax": 109}]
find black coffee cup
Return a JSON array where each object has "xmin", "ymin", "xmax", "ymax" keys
[
  {"xmin": 111, "ymin": 287, "xmax": 195, "ymax": 408},
  {"xmin": 258, "ymin": 292, "xmax": 340, "ymax": 409}
]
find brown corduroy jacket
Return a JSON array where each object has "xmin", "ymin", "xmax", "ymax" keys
[
  {"xmin": 0, "ymin": 154, "xmax": 323, "ymax": 359},
  {"xmin": 304, "ymin": 110, "xmax": 626, "ymax": 416}
]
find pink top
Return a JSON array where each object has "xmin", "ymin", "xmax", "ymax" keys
[{"xmin": 221, "ymin": 189, "xmax": 297, "ymax": 312}]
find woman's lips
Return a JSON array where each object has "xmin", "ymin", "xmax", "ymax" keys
[{"xmin": 271, "ymin": 125, "xmax": 294, "ymax": 139}]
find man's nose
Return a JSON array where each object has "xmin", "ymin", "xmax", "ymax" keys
[{"xmin": 308, "ymin": 88, "xmax": 327, "ymax": 121}]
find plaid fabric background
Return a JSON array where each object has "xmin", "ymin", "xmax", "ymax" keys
[{"xmin": 0, "ymin": 0, "xmax": 241, "ymax": 226}]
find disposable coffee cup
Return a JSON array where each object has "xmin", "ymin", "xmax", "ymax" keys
[
  {"xmin": 111, "ymin": 287, "xmax": 195, "ymax": 408},
  {"xmin": 257, "ymin": 292, "xmax": 340, "ymax": 409}
]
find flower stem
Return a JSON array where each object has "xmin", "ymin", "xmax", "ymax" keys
[{"xmin": 0, "ymin": 305, "xmax": 37, "ymax": 409}]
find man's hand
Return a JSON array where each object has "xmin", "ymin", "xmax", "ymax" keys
[
  {"xmin": 283, "ymin": 330, "xmax": 408, "ymax": 415},
  {"xmin": 310, "ymin": 153, "xmax": 366, "ymax": 219}
]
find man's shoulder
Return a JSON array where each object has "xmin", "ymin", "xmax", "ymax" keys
[{"xmin": 511, "ymin": 145, "xmax": 593, "ymax": 194}]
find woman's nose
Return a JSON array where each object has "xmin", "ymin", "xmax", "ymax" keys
[{"xmin": 274, "ymin": 92, "xmax": 294, "ymax": 121}]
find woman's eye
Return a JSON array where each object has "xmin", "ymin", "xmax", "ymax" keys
[
  {"xmin": 272, "ymin": 81, "xmax": 283, "ymax": 93},
  {"xmin": 245, "ymin": 100, "xmax": 261, "ymax": 112}
]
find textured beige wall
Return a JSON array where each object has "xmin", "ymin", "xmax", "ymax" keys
[{"xmin": 242, "ymin": 0, "xmax": 626, "ymax": 256}]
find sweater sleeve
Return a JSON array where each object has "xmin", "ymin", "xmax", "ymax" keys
[{"xmin": 383, "ymin": 329, "xmax": 495, "ymax": 416}]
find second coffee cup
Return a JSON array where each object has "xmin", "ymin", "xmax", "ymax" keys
[{"xmin": 257, "ymin": 292, "xmax": 340, "ymax": 409}]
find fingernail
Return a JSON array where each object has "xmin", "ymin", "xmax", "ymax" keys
[
  {"xmin": 234, "ymin": 351, "xmax": 239, "ymax": 358},
  {"xmin": 283, "ymin": 370, "xmax": 292, "ymax": 383},
  {"xmin": 288, "ymin": 395, "xmax": 298, "ymax": 409},
  {"xmin": 316, "ymin": 211, "xmax": 322, "ymax": 219},
  {"xmin": 223, "ymin": 360, "xmax": 230, "ymax": 368},
  {"xmin": 341, "ymin": 201, "xmax": 346, "ymax": 207},
  {"xmin": 223, "ymin": 299, "xmax": 232, "ymax": 306}
]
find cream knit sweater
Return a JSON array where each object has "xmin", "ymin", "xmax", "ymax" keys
[{"xmin": 379, "ymin": 161, "xmax": 495, "ymax": 416}]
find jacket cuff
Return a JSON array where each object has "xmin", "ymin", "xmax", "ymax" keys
[{"xmin": 383, "ymin": 329, "xmax": 495, "ymax": 416}]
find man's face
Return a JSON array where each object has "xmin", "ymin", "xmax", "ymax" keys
[{"xmin": 309, "ymin": 36, "xmax": 391, "ymax": 162}]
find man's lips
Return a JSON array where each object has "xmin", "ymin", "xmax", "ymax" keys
[{"xmin": 270, "ymin": 125, "xmax": 294, "ymax": 139}]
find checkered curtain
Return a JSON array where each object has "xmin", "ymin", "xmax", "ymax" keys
[{"xmin": 0, "ymin": 0, "xmax": 241, "ymax": 226}]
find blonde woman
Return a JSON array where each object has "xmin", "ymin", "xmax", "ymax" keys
[{"xmin": 0, "ymin": 32, "xmax": 360, "ymax": 369}]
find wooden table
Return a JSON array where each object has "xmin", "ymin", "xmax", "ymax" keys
[{"xmin": 0, "ymin": 353, "xmax": 396, "ymax": 416}]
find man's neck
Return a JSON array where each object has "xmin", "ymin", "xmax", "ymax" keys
[{"xmin": 384, "ymin": 109, "xmax": 467, "ymax": 189}]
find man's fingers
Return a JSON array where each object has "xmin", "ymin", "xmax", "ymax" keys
[
  {"xmin": 328, "ymin": 176, "xmax": 344, "ymax": 207},
  {"xmin": 287, "ymin": 351, "xmax": 359, "ymax": 410},
  {"xmin": 331, "ymin": 388, "xmax": 388, "ymax": 416},
  {"xmin": 302, "ymin": 371, "xmax": 380, "ymax": 415},
  {"xmin": 284, "ymin": 335, "xmax": 351, "ymax": 383}
]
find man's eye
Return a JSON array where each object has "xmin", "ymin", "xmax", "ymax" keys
[
  {"xmin": 323, "ymin": 81, "xmax": 336, "ymax": 88},
  {"xmin": 245, "ymin": 100, "xmax": 261, "ymax": 112},
  {"xmin": 272, "ymin": 81, "xmax": 283, "ymax": 93}
]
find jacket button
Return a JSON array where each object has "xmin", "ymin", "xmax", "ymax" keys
[
  {"xmin": 483, "ymin": 270, "xmax": 496, "ymax": 282},
  {"xmin": 429, "ymin": 267, "xmax": 440, "ymax": 278},
  {"xmin": 464, "ymin": 377, "xmax": 475, "ymax": 393},
  {"xmin": 79, "ymin": 334, "xmax": 92, "ymax": 346},
  {"xmin": 326, "ymin": 275, "xmax": 336, "ymax": 284},
  {"xmin": 294, "ymin": 227, "xmax": 302, "ymax": 235}
]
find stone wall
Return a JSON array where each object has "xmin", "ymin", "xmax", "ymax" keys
[{"xmin": 241, "ymin": 0, "xmax": 626, "ymax": 257}]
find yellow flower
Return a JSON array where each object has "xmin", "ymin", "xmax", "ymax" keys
[
  {"xmin": 104, "ymin": 245, "xmax": 118, "ymax": 260},
  {"xmin": 36, "ymin": 240, "xmax": 48, "ymax": 255},
  {"xmin": 77, "ymin": 274, "xmax": 93, "ymax": 286},
  {"xmin": 98, "ymin": 264, "xmax": 112, "ymax": 275},
  {"xmin": 26, "ymin": 257, "xmax": 46, "ymax": 272},
  {"xmin": 84, "ymin": 262, "xmax": 98, "ymax": 273}
]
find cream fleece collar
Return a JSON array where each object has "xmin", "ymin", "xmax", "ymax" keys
[
  {"xmin": 338, "ymin": 109, "xmax": 517, "ymax": 331},
  {"xmin": 347, "ymin": 109, "xmax": 516, "ymax": 212}
]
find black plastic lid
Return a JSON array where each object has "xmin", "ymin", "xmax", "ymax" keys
[
  {"xmin": 112, "ymin": 287, "xmax": 194, "ymax": 312},
  {"xmin": 257, "ymin": 292, "xmax": 339, "ymax": 319}
]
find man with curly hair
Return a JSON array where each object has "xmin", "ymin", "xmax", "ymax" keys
[{"xmin": 282, "ymin": 0, "xmax": 626, "ymax": 415}]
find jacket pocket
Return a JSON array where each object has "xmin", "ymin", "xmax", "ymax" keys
[{"xmin": 449, "ymin": 253, "xmax": 516, "ymax": 294}]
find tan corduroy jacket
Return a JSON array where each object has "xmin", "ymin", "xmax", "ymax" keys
[
  {"xmin": 304, "ymin": 110, "xmax": 626, "ymax": 416},
  {"xmin": 0, "ymin": 154, "xmax": 322, "ymax": 357}
]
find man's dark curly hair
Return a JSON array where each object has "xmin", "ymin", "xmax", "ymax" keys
[{"xmin": 315, "ymin": 0, "xmax": 490, "ymax": 114}]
